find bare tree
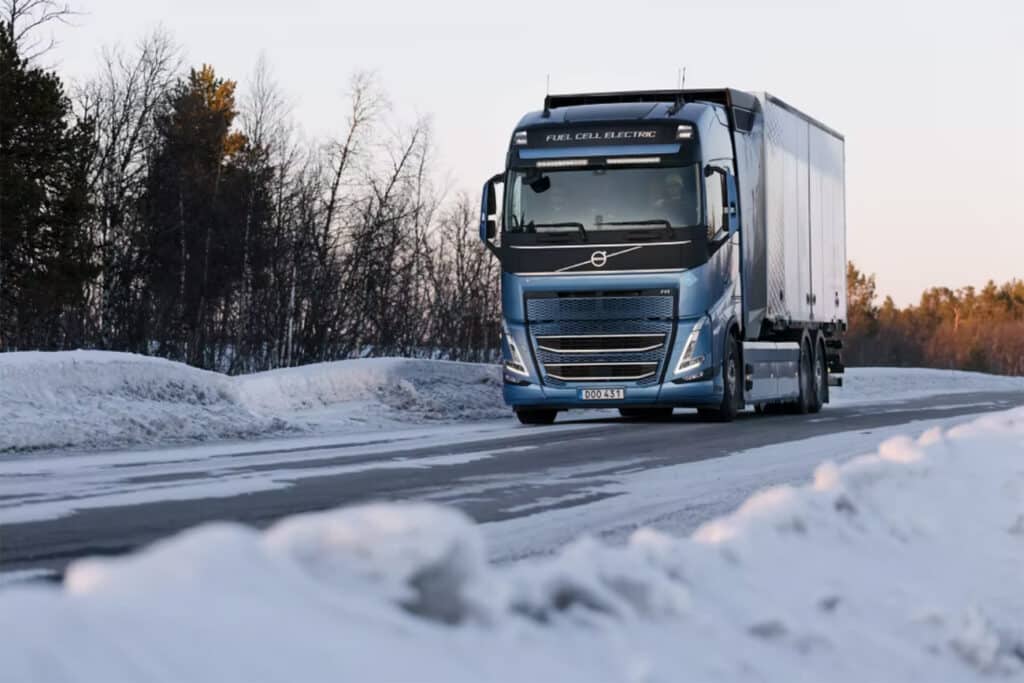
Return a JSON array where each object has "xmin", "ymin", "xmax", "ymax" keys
[
  {"xmin": 2, "ymin": 0, "xmax": 79, "ymax": 61},
  {"xmin": 295, "ymin": 71, "xmax": 385, "ymax": 361},
  {"xmin": 426, "ymin": 194, "xmax": 501, "ymax": 361},
  {"xmin": 230, "ymin": 54, "xmax": 296, "ymax": 372},
  {"xmin": 76, "ymin": 26, "xmax": 182, "ymax": 347}
]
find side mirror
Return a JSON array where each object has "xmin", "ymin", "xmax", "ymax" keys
[
  {"xmin": 479, "ymin": 173, "xmax": 502, "ymax": 252},
  {"xmin": 705, "ymin": 165, "xmax": 740, "ymax": 235},
  {"xmin": 724, "ymin": 173, "xmax": 739, "ymax": 233}
]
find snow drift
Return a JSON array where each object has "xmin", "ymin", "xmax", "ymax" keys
[
  {"xmin": 0, "ymin": 351, "xmax": 503, "ymax": 452},
  {"xmin": 832, "ymin": 366, "xmax": 1024, "ymax": 407},
  {"xmin": 2, "ymin": 350, "xmax": 1022, "ymax": 453},
  {"xmin": 235, "ymin": 355, "xmax": 506, "ymax": 427},
  {"xmin": 0, "ymin": 351, "xmax": 281, "ymax": 452},
  {"xmin": 2, "ymin": 408, "xmax": 1023, "ymax": 681}
]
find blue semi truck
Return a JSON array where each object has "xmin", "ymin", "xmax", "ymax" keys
[{"xmin": 479, "ymin": 89, "xmax": 846, "ymax": 425}]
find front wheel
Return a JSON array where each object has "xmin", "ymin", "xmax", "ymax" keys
[
  {"xmin": 515, "ymin": 408, "xmax": 558, "ymax": 426},
  {"xmin": 699, "ymin": 335, "xmax": 741, "ymax": 422}
]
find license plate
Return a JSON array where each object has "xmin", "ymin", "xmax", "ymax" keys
[{"xmin": 578, "ymin": 388, "xmax": 625, "ymax": 401}]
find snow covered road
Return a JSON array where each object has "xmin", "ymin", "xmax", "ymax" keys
[
  {"xmin": 4, "ymin": 406, "xmax": 1024, "ymax": 682},
  {"xmin": 2, "ymin": 389, "xmax": 1021, "ymax": 578}
]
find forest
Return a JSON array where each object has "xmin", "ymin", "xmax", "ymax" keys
[
  {"xmin": 1, "ymin": 2, "xmax": 1021, "ymax": 376},
  {"xmin": 845, "ymin": 263, "xmax": 1024, "ymax": 376},
  {"xmin": 0, "ymin": 3, "xmax": 500, "ymax": 372}
]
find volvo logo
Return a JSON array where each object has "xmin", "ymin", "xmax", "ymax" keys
[{"xmin": 555, "ymin": 245, "xmax": 645, "ymax": 273}]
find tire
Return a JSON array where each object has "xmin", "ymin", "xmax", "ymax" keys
[
  {"xmin": 700, "ymin": 335, "xmax": 741, "ymax": 422},
  {"xmin": 808, "ymin": 338, "xmax": 827, "ymax": 414},
  {"xmin": 515, "ymin": 408, "xmax": 558, "ymax": 426},
  {"xmin": 787, "ymin": 339, "xmax": 814, "ymax": 415},
  {"xmin": 619, "ymin": 407, "xmax": 674, "ymax": 420}
]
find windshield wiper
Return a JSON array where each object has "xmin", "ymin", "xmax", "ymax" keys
[{"xmin": 527, "ymin": 222, "xmax": 588, "ymax": 241}]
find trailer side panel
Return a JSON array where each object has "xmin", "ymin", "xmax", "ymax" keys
[{"xmin": 758, "ymin": 93, "xmax": 847, "ymax": 328}]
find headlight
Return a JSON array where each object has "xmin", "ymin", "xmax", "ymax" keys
[
  {"xmin": 674, "ymin": 317, "xmax": 707, "ymax": 376},
  {"xmin": 502, "ymin": 325, "xmax": 529, "ymax": 377}
]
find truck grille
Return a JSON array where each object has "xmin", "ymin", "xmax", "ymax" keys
[
  {"xmin": 544, "ymin": 362, "xmax": 659, "ymax": 382},
  {"xmin": 535, "ymin": 333, "xmax": 665, "ymax": 354},
  {"xmin": 525, "ymin": 293, "xmax": 675, "ymax": 386}
]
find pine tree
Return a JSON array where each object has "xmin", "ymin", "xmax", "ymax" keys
[
  {"xmin": 141, "ymin": 64, "xmax": 258, "ymax": 367},
  {"xmin": 0, "ymin": 21, "xmax": 95, "ymax": 350}
]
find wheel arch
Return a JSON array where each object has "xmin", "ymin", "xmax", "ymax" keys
[
  {"xmin": 721, "ymin": 315, "xmax": 742, "ymax": 362},
  {"xmin": 715, "ymin": 315, "xmax": 742, "ymax": 396}
]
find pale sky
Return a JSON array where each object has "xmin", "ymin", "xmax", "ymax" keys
[{"xmin": 48, "ymin": 0, "xmax": 1023, "ymax": 305}]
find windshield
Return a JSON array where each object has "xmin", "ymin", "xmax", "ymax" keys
[{"xmin": 505, "ymin": 165, "xmax": 702, "ymax": 234}]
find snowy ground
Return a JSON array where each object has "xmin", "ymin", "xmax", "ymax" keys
[
  {"xmin": 2, "ymin": 408, "xmax": 1022, "ymax": 681},
  {"xmin": 3, "ymin": 350, "xmax": 1023, "ymax": 454},
  {"xmin": 481, "ymin": 409, "xmax": 1008, "ymax": 562},
  {"xmin": 0, "ymin": 351, "xmax": 504, "ymax": 452},
  {"xmin": 832, "ymin": 366, "xmax": 1024, "ymax": 407}
]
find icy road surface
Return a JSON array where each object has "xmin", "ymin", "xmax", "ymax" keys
[
  {"xmin": 4, "ymin": 407, "xmax": 1024, "ymax": 682},
  {"xmin": 2, "ymin": 390, "xmax": 1021, "ymax": 577}
]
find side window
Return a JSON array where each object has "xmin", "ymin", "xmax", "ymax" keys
[{"xmin": 705, "ymin": 171, "xmax": 724, "ymax": 241}]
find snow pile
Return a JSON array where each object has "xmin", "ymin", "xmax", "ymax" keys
[
  {"xmin": 3, "ymin": 409, "xmax": 1023, "ymax": 681},
  {"xmin": 0, "ymin": 351, "xmax": 502, "ymax": 452},
  {"xmin": 235, "ymin": 357, "xmax": 506, "ymax": 427},
  {"xmin": 836, "ymin": 366, "xmax": 1024, "ymax": 406},
  {"xmin": 2, "ymin": 349, "xmax": 1020, "ymax": 453},
  {"xmin": 0, "ymin": 351, "xmax": 284, "ymax": 452}
]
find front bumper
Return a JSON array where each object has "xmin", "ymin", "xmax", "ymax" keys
[{"xmin": 503, "ymin": 375, "xmax": 721, "ymax": 410}]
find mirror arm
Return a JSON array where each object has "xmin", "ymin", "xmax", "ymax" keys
[{"xmin": 704, "ymin": 164, "xmax": 729, "ymax": 178}]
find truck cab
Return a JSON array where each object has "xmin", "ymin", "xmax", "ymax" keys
[{"xmin": 480, "ymin": 89, "xmax": 845, "ymax": 425}]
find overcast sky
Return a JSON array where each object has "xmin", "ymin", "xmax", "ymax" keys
[{"xmin": 47, "ymin": 0, "xmax": 1023, "ymax": 305}]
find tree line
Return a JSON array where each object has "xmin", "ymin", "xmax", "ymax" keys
[
  {"xmin": 845, "ymin": 262, "xmax": 1024, "ymax": 376},
  {"xmin": 0, "ymin": 6, "xmax": 500, "ymax": 372},
  {"xmin": 2, "ymin": 4, "xmax": 1020, "ymax": 377}
]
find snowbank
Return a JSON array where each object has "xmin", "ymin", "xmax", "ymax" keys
[
  {"xmin": 2, "ymin": 350, "xmax": 1021, "ymax": 453},
  {"xmin": 0, "ymin": 351, "xmax": 282, "ymax": 452},
  {"xmin": 834, "ymin": 366, "xmax": 1024, "ymax": 406},
  {"xmin": 0, "ymin": 351, "xmax": 503, "ymax": 452},
  {"xmin": 3, "ymin": 408, "xmax": 1023, "ymax": 681},
  {"xmin": 235, "ymin": 356, "xmax": 506, "ymax": 426}
]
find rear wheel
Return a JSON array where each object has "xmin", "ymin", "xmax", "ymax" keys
[
  {"xmin": 619, "ymin": 407, "xmax": 674, "ymax": 421},
  {"xmin": 809, "ymin": 338, "xmax": 827, "ymax": 414},
  {"xmin": 699, "ymin": 335, "xmax": 741, "ymax": 422},
  {"xmin": 515, "ymin": 408, "xmax": 558, "ymax": 426}
]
